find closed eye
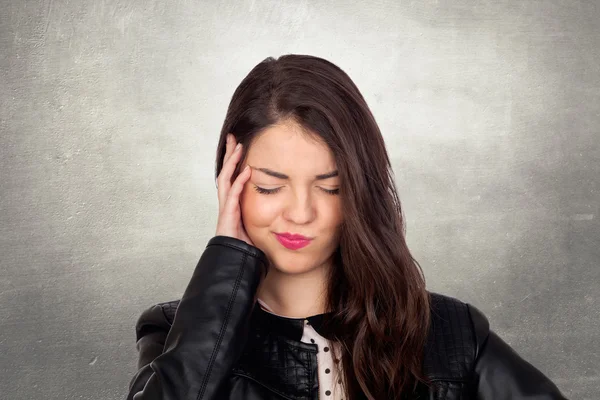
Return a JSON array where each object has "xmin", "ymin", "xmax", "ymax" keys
[
  {"xmin": 253, "ymin": 186, "xmax": 339, "ymax": 195},
  {"xmin": 253, "ymin": 186, "xmax": 281, "ymax": 195},
  {"xmin": 320, "ymin": 187, "xmax": 340, "ymax": 195}
]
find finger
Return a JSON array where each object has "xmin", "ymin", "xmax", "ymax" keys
[
  {"xmin": 218, "ymin": 142, "xmax": 242, "ymax": 204},
  {"xmin": 217, "ymin": 134, "xmax": 232, "ymax": 205},
  {"xmin": 218, "ymin": 141, "xmax": 243, "ymax": 206},
  {"xmin": 223, "ymin": 133, "xmax": 236, "ymax": 164},
  {"xmin": 223, "ymin": 164, "xmax": 251, "ymax": 214}
]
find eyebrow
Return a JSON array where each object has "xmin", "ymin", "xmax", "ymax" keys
[{"xmin": 250, "ymin": 167, "xmax": 338, "ymax": 180}]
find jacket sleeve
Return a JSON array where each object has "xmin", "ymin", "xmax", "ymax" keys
[
  {"xmin": 467, "ymin": 303, "xmax": 569, "ymax": 399},
  {"xmin": 125, "ymin": 235, "xmax": 268, "ymax": 400}
]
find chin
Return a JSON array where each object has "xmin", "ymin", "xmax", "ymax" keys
[
  {"xmin": 266, "ymin": 244, "xmax": 333, "ymax": 276},
  {"xmin": 268, "ymin": 254, "xmax": 318, "ymax": 275}
]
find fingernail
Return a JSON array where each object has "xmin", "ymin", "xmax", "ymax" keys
[
  {"xmin": 243, "ymin": 165, "xmax": 249, "ymax": 172},
  {"xmin": 235, "ymin": 143, "xmax": 242, "ymax": 151},
  {"xmin": 226, "ymin": 134, "xmax": 231, "ymax": 143}
]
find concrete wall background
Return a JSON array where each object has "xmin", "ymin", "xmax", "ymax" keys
[{"xmin": 1, "ymin": 1, "xmax": 598, "ymax": 399}]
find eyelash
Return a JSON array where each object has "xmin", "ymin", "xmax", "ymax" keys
[{"xmin": 253, "ymin": 186, "xmax": 340, "ymax": 196}]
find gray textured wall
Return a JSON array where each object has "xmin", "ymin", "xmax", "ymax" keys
[{"xmin": 1, "ymin": 1, "xmax": 598, "ymax": 399}]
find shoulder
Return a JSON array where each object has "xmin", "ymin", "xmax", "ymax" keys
[
  {"xmin": 135, "ymin": 299, "xmax": 180, "ymax": 337},
  {"xmin": 424, "ymin": 292, "xmax": 491, "ymax": 380},
  {"xmin": 132, "ymin": 299, "xmax": 180, "ymax": 369}
]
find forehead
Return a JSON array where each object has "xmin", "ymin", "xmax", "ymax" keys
[{"xmin": 247, "ymin": 122, "xmax": 336, "ymax": 170}]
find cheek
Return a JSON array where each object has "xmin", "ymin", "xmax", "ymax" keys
[
  {"xmin": 322, "ymin": 198, "xmax": 343, "ymax": 231},
  {"xmin": 240, "ymin": 189, "xmax": 279, "ymax": 228}
]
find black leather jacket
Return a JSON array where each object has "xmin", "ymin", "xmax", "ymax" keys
[{"xmin": 125, "ymin": 235, "xmax": 568, "ymax": 400}]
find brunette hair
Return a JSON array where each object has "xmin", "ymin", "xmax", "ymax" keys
[{"xmin": 214, "ymin": 54, "xmax": 431, "ymax": 399}]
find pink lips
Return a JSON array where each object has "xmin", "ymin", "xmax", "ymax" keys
[{"xmin": 274, "ymin": 232, "xmax": 312, "ymax": 250}]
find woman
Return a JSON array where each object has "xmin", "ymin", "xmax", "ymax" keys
[{"xmin": 125, "ymin": 55, "xmax": 567, "ymax": 399}]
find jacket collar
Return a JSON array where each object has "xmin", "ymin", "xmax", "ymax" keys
[{"xmin": 249, "ymin": 302, "xmax": 336, "ymax": 341}]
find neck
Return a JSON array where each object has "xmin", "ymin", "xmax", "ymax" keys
[{"xmin": 257, "ymin": 262, "xmax": 330, "ymax": 318}]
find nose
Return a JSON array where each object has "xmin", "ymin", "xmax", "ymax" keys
[{"xmin": 282, "ymin": 187, "xmax": 315, "ymax": 225}]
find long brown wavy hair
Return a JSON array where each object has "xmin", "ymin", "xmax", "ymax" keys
[{"xmin": 214, "ymin": 54, "xmax": 431, "ymax": 399}]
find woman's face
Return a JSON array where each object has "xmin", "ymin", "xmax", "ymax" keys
[{"xmin": 239, "ymin": 121, "xmax": 343, "ymax": 275}]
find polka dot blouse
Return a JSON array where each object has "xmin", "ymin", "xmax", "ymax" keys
[{"xmin": 257, "ymin": 298, "xmax": 345, "ymax": 399}]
